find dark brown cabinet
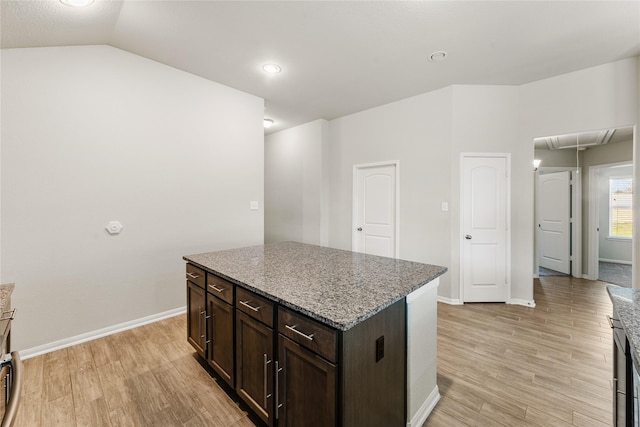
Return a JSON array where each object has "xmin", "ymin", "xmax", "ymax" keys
[
  {"xmin": 612, "ymin": 310, "xmax": 634, "ymax": 427},
  {"xmin": 187, "ymin": 265, "xmax": 236, "ymax": 387},
  {"xmin": 235, "ymin": 288, "xmax": 276, "ymax": 426},
  {"xmin": 187, "ymin": 277, "xmax": 206, "ymax": 358},
  {"xmin": 277, "ymin": 335, "xmax": 336, "ymax": 426},
  {"xmin": 187, "ymin": 263, "xmax": 406, "ymax": 427},
  {"xmin": 208, "ymin": 292, "xmax": 234, "ymax": 387}
]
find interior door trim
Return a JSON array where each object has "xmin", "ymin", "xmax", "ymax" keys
[
  {"xmin": 587, "ymin": 161, "xmax": 632, "ymax": 281},
  {"xmin": 534, "ymin": 166, "xmax": 583, "ymax": 279}
]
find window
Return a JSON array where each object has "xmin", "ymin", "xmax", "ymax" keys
[{"xmin": 609, "ymin": 176, "xmax": 633, "ymax": 239}]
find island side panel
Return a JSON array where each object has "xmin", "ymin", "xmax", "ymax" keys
[
  {"xmin": 406, "ymin": 278, "xmax": 439, "ymax": 426},
  {"xmin": 340, "ymin": 298, "xmax": 406, "ymax": 427}
]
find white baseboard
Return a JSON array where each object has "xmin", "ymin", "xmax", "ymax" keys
[
  {"xmin": 508, "ymin": 299, "xmax": 536, "ymax": 308},
  {"xmin": 20, "ymin": 307, "xmax": 187, "ymax": 360},
  {"xmin": 407, "ymin": 386, "xmax": 440, "ymax": 427},
  {"xmin": 533, "ymin": 273, "xmax": 539, "ymax": 279},
  {"xmin": 437, "ymin": 296, "xmax": 463, "ymax": 305},
  {"xmin": 599, "ymin": 258, "xmax": 632, "ymax": 265}
]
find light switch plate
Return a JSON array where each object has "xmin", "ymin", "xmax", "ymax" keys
[
  {"xmin": 250, "ymin": 201, "xmax": 259, "ymax": 210},
  {"xmin": 441, "ymin": 202, "xmax": 449, "ymax": 212}
]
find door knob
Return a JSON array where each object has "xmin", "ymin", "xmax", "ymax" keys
[
  {"xmin": 465, "ymin": 234, "xmax": 472, "ymax": 240},
  {"xmin": 357, "ymin": 227, "xmax": 363, "ymax": 231}
]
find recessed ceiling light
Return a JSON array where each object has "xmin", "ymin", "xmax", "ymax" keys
[
  {"xmin": 429, "ymin": 51, "xmax": 448, "ymax": 62},
  {"xmin": 264, "ymin": 119, "xmax": 274, "ymax": 129},
  {"xmin": 262, "ymin": 64, "xmax": 282, "ymax": 74},
  {"xmin": 60, "ymin": 0, "xmax": 94, "ymax": 6}
]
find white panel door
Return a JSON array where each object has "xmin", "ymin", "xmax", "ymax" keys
[
  {"xmin": 462, "ymin": 156, "xmax": 508, "ymax": 302},
  {"xmin": 353, "ymin": 163, "xmax": 397, "ymax": 257},
  {"xmin": 537, "ymin": 171, "xmax": 571, "ymax": 274}
]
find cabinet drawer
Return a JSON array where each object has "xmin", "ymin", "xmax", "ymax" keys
[
  {"xmin": 236, "ymin": 287, "xmax": 274, "ymax": 328},
  {"xmin": 278, "ymin": 306, "xmax": 337, "ymax": 363},
  {"xmin": 207, "ymin": 273, "xmax": 234, "ymax": 305},
  {"xmin": 186, "ymin": 264, "xmax": 206, "ymax": 288}
]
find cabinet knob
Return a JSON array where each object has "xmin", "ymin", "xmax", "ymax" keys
[{"xmin": 357, "ymin": 227, "xmax": 363, "ymax": 231}]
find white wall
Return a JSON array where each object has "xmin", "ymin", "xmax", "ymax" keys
[
  {"xmin": 520, "ymin": 58, "xmax": 638, "ymax": 292},
  {"xmin": 1, "ymin": 45, "xmax": 265, "ymax": 352},
  {"xmin": 598, "ymin": 166, "xmax": 633, "ymax": 263},
  {"xmin": 534, "ymin": 148, "xmax": 580, "ymax": 168},
  {"xmin": 264, "ymin": 57, "xmax": 638, "ymax": 304},
  {"xmin": 265, "ymin": 119, "xmax": 328, "ymax": 245},
  {"xmin": 635, "ymin": 56, "xmax": 640, "ymax": 289},
  {"xmin": 450, "ymin": 85, "xmax": 521, "ymax": 302},
  {"xmin": 328, "ymin": 87, "xmax": 454, "ymax": 296}
]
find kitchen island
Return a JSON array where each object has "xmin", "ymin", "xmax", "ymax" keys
[
  {"xmin": 608, "ymin": 285, "xmax": 640, "ymax": 425},
  {"xmin": 184, "ymin": 242, "xmax": 446, "ymax": 427}
]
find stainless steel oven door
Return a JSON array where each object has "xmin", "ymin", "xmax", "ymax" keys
[{"xmin": 0, "ymin": 352, "xmax": 22, "ymax": 427}]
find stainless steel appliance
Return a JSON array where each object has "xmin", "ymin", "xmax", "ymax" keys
[{"xmin": 0, "ymin": 308, "xmax": 21, "ymax": 427}]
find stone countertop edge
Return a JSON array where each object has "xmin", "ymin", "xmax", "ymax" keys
[
  {"xmin": 607, "ymin": 285, "xmax": 640, "ymax": 369},
  {"xmin": 0, "ymin": 283, "xmax": 15, "ymax": 312},
  {"xmin": 183, "ymin": 243, "xmax": 447, "ymax": 332}
]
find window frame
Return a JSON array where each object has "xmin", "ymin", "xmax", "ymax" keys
[{"xmin": 608, "ymin": 175, "xmax": 633, "ymax": 240}]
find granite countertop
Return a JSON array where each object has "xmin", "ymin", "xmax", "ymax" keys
[
  {"xmin": 0, "ymin": 283, "xmax": 14, "ymax": 313},
  {"xmin": 184, "ymin": 242, "xmax": 447, "ymax": 331},
  {"xmin": 608, "ymin": 286, "xmax": 640, "ymax": 366}
]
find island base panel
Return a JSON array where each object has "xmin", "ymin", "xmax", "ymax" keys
[{"xmin": 340, "ymin": 299, "xmax": 406, "ymax": 427}]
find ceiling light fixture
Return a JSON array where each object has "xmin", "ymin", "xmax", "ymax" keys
[
  {"xmin": 60, "ymin": 0, "xmax": 94, "ymax": 6},
  {"xmin": 264, "ymin": 119, "xmax": 274, "ymax": 129},
  {"xmin": 429, "ymin": 51, "xmax": 448, "ymax": 62},
  {"xmin": 262, "ymin": 64, "xmax": 282, "ymax": 74}
]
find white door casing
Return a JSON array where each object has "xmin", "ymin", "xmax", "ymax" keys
[
  {"xmin": 587, "ymin": 162, "xmax": 632, "ymax": 281},
  {"xmin": 537, "ymin": 171, "xmax": 571, "ymax": 275},
  {"xmin": 352, "ymin": 161, "xmax": 399, "ymax": 258},
  {"xmin": 461, "ymin": 154, "xmax": 510, "ymax": 303}
]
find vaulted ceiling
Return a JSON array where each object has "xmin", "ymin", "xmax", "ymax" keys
[{"xmin": 3, "ymin": 1, "xmax": 640, "ymax": 133}]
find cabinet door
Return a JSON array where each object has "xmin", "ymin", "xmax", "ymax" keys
[
  {"xmin": 236, "ymin": 310, "xmax": 274, "ymax": 426},
  {"xmin": 277, "ymin": 335, "xmax": 336, "ymax": 427},
  {"xmin": 187, "ymin": 281, "xmax": 206, "ymax": 357},
  {"xmin": 208, "ymin": 295, "xmax": 234, "ymax": 387}
]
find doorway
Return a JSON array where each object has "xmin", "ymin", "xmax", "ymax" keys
[
  {"xmin": 533, "ymin": 126, "xmax": 634, "ymax": 283},
  {"xmin": 588, "ymin": 162, "xmax": 633, "ymax": 287},
  {"xmin": 352, "ymin": 161, "xmax": 399, "ymax": 258},
  {"xmin": 534, "ymin": 167, "xmax": 581, "ymax": 278}
]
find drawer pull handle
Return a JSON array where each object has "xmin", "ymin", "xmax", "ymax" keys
[
  {"xmin": 186, "ymin": 272, "xmax": 200, "ymax": 280},
  {"xmin": 285, "ymin": 324, "xmax": 315, "ymax": 341},
  {"xmin": 607, "ymin": 315, "xmax": 621, "ymax": 329},
  {"xmin": 263, "ymin": 354, "xmax": 272, "ymax": 408},
  {"xmin": 239, "ymin": 300, "xmax": 262, "ymax": 312},
  {"xmin": 209, "ymin": 284, "xmax": 225, "ymax": 293},
  {"xmin": 275, "ymin": 360, "xmax": 282, "ymax": 419},
  {"xmin": 0, "ymin": 309, "xmax": 16, "ymax": 321}
]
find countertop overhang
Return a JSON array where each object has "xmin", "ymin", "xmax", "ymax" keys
[
  {"xmin": 608, "ymin": 285, "xmax": 640, "ymax": 367},
  {"xmin": 184, "ymin": 242, "xmax": 447, "ymax": 331}
]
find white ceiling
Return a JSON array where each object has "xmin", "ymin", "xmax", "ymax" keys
[
  {"xmin": 534, "ymin": 126, "xmax": 635, "ymax": 151},
  {"xmin": 2, "ymin": 1, "xmax": 640, "ymax": 134}
]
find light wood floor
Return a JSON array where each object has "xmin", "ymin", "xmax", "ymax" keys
[
  {"xmin": 16, "ymin": 276, "xmax": 614, "ymax": 426},
  {"xmin": 425, "ymin": 276, "xmax": 613, "ymax": 427}
]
